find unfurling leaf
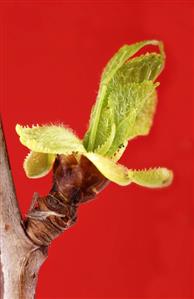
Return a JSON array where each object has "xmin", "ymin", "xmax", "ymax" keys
[
  {"xmin": 85, "ymin": 152, "xmax": 131, "ymax": 186},
  {"xmin": 94, "ymin": 123, "xmax": 116, "ymax": 156},
  {"xmin": 84, "ymin": 153, "xmax": 173, "ymax": 188},
  {"xmin": 106, "ymin": 81, "xmax": 158, "ymax": 157},
  {"xmin": 101, "ymin": 40, "xmax": 164, "ymax": 85},
  {"xmin": 127, "ymin": 168, "xmax": 173, "ymax": 188},
  {"xmin": 16, "ymin": 40, "xmax": 173, "ymax": 189},
  {"xmin": 24, "ymin": 151, "xmax": 56, "ymax": 178},
  {"xmin": 83, "ymin": 40, "xmax": 165, "ymax": 160},
  {"xmin": 16, "ymin": 124, "xmax": 86, "ymax": 155}
]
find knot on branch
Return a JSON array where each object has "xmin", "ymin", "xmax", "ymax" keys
[{"xmin": 25, "ymin": 155, "xmax": 109, "ymax": 246}]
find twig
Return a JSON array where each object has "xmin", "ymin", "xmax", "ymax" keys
[
  {"xmin": 0, "ymin": 118, "xmax": 47, "ymax": 299},
  {"xmin": 0, "ymin": 117, "xmax": 108, "ymax": 298}
]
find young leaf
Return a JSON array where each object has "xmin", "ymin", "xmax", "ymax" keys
[
  {"xmin": 84, "ymin": 152, "xmax": 131, "ymax": 186},
  {"xmin": 107, "ymin": 89, "xmax": 157, "ymax": 162},
  {"xmin": 84, "ymin": 105, "xmax": 115, "ymax": 156},
  {"xmin": 16, "ymin": 124, "xmax": 86, "ymax": 155},
  {"xmin": 83, "ymin": 40, "xmax": 165, "ymax": 159},
  {"xmin": 112, "ymin": 141, "xmax": 128, "ymax": 162},
  {"xmin": 128, "ymin": 167, "xmax": 173, "ymax": 188},
  {"xmin": 105, "ymin": 81, "xmax": 158, "ymax": 157},
  {"xmin": 114, "ymin": 53, "xmax": 164, "ymax": 84},
  {"xmin": 94, "ymin": 123, "xmax": 116, "ymax": 156},
  {"xmin": 84, "ymin": 153, "xmax": 173, "ymax": 188},
  {"xmin": 24, "ymin": 151, "xmax": 56, "ymax": 178},
  {"xmin": 101, "ymin": 40, "xmax": 164, "ymax": 85}
]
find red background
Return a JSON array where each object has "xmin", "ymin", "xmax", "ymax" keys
[{"xmin": 0, "ymin": 1, "xmax": 193, "ymax": 298}]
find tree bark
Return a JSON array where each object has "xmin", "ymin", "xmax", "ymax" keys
[{"xmin": 0, "ymin": 119, "xmax": 47, "ymax": 299}]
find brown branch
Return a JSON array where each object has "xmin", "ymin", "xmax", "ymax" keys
[
  {"xmin": 0, "ymin": 119, "xmax": 47, "ymax": 299},
  {"xmin": 0, "ymin": 117, "xmax": 109, "ymax": 299}
]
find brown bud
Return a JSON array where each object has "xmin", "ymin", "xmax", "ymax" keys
[{"xmin": 25, "ymin": 154, "xmax": 109, "ymax": 246}]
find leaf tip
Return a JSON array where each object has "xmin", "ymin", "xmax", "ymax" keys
[{"xmin": 160, "ymin": 167, "xmax": 174, "ymax": 187}]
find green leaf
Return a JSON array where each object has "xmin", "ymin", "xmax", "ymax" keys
[
  {"xmin": 105, "ymin": 81, "xmax": 157, "ymax": 157},
  {"xmin": 24, "ymin": 151, "xmax": 56, "ymax": 178},
  {"xmin": 111, "ymin": 141, "xmax": 128, "ymax": 162},
  {"xmin": 84, "ymin": 153, "xmax": 173, "ymax": 188},
  {"xmin": 131, "ymin": 88, "xmax": 157, "ymax": 138},
  {"xmin": 114, "ymin": 53, "xmax": 164, "ymax": 84},
  {"xmin": 128, "ymin": 167, "xmax": 173, "ymax": 188},
  {"xmin": 94, "ymin": 123, "xmax": 116, "ymax": 156},
  {"xmin": 84, "ymin": 105, "xmax": 115, "ymax": 156},
  {"xmin": 83, "ymin": 40, "xmax": 165, "ymax": 158},
  {"xmin": 16, "ymin": 124, "xmax": 86, "ymax": 154},
  {"xmin": 101, "ymin": 40, "xmax": 164, "ymax": 85},
  {"xmin": 84, "ymin": 152, "xmax": 131, "ymax": 186}
]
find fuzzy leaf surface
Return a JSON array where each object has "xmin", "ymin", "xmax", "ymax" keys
[
  {"xmin": 128, "ymin": 167, "xmax": 173, "ymax": 188},
  {"xmin": 83, "ymin": 40, "xmax": 165, "ymax": 159},
  {"xmin": 107, "ymin": 81, "xmax": 157, "ymax": 157},
  {"xmin": 16, "ymin": 124, "xmax": 86, "ymax": 154},
  {"xmin": 84, "ymin": 153, "xmax": 173, "ymax": 188}
]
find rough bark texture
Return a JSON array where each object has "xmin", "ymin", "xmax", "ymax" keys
[{"xmin": 0, "ymin": 118, "xmax": 109, "ymax": 298}]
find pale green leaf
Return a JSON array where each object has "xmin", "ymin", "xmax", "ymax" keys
[
  {"xmin": 83, "ymin": 40, "xmax": 165, "ymax": 158},
  {"xmin": 131, "ymin": 89, "xmax": 157, "ymax": 138},
  {"xmin": 84, "ymin": 153, "xmax": 173, "ymax": 188},
  {"xmin": 128, "ymin": 167, "xmax": 173, "ymax": 188},
  {"xmin": 114, "ymin": 53, "xmax": 164, "ymax": 85},
  {"xmin": 85, "ymin": 105, "xmax": 115, "ymax": 155},
  {"xmin": 107, "ymin": 81, "xmax": 157, "ymax": 157},
  {"xmin": 24, "ymin": 151, "xmax": 56, "ymax": 178},
  {"xmin": 101, "ymin": 40, "xmax": 164, "ymax": 84},
  {"xmin": 84, "ymin": 152, "xmax": 131, "ymax": 186},
  {"xmin": 111, "ymin": 140, "xmax": 128, "ymax": 162},
  {"xmin": 94, "ymin": 123, "xmax": 116, "ymax": 156},
  {"xmin": 16, "ymin": 124, "xmax": 86, "ymax": 154}
]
